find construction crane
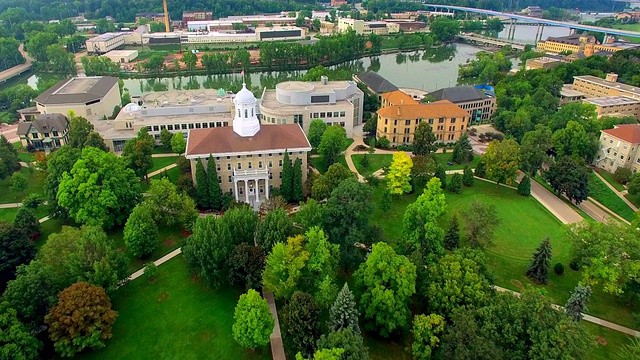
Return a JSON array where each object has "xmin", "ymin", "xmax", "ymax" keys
[{"xmin": 163, "ymin": 0, "xmax": 170, "ymax": 32}]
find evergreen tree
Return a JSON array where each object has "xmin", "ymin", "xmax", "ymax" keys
[
  {"xmin": 518, "ymin": 175, "xmax": 531, "ymax": 196},
  {"xmin": 474, "ymin": 158, "xmax": 486, "ymax": 178},
  {"xmin": 463, "ymin": 165, "xmax": 474, "ymax": 186},
  {"xmin": 207, "ymin": 155, "xmax": 222, "ymax": 210},
  {"xmin": 281, "ymin": 151, "xmax": 293, "ymax": 202},
  {"xmin": 448, "ymin": 173, "xmax": 463, "ymax": 194},
  {"xmin": 195, "ymin": 159, "xmax": 209, "ymax": 209},
  {"xmin": 435, "ymin": 164, "xmax": 446, "ymax": 189},
  {"xmin": 328, "ymin": 282, "xmax": 361, "ymax": 335},
  {"xmin": 413, "ymin": 122, "xmax": 437, "ymax": 157},
  {"xmin": 451, "ymin": 133, "xmax": 473, "ymax": 164},
  {"xmin": 565, "ymin": 285, "xmax": 592, "ymax": 322},
  {"xmin": 444, "ymin": 214, "xmax": 460, "ymax": 251},
  {"xmin": 525, "ymin": 237, "xmax": 552, "ymax": 284},
  {"xmin": 293, "ymin": 158, "xmax": 304, "ymax": 203}
]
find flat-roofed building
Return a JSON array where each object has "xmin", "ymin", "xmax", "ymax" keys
[
  {"xmin": 186, "ymin": 84, "xmax": 311, "ymax": 210},
  {"xmin": 376, "ymin": 99, "xmax": 471, "ymax": 145},
  {"xmin": 256, "ymin": 26, "xmax": 305, "ymax": 41},
  {"xmin": 182, "ymin": 10, "xmax": 213, "ymax": 24},
  {"xmin": 135, "ymin": 12, "xmax": 165, "ymax": 24},
  {"xmin": 103, "ymin": 49, "xmax": 138, "ymax": 63},
  {"xmin": 583, "ymin": 96, "xmax": 640, "ymax": 119},
  {"xmin": 16, "ymin": 113, "xmax": 69, "ymax": 151},
  {"xmin": 560, "ymin": 84, "xmax": 586, "ymax": 104},
  {"xmin": 85, "ymin": 33, "xmax": 125, "ymax": 54},
  {"xmin": 595, "ymin": 124, "xmax": 640, "ymax": 173},
  {"xmin": 573, "ymin": 73, "xmax": 640, "ymax": 100},
  {"xmin": 427, "ymin": 86, "xmax": 496, "ymax": 122},
  {"xmin": 337, "ymin": 18, "xmax": 400, "ymax": 35},
  {"xmin": 525, "ymin": 56, "xmax": 563, "ymax": 70},
  {"xmin": 35, "ymin": 76, "xmax": 121, "ymax": 121},
  {"xmin": 259, "ymin": 76, "xmax": 364, "ymax": 137}
]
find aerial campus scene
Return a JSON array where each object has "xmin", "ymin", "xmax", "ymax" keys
[{"xmin": 5, "ymin": 0, "xmax": 640, "ymax": 359}]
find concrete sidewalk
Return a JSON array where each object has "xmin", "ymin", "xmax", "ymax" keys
[{"xmin": 146, "ymin": 163, "xmax": 177, "ymax": 178}]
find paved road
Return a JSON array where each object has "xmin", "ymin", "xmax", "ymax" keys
[
  {"xmin": 528, "ymin": 178, "xmax": 583, "ymax": 224},
  {"xmin": 1, "ymin": 122, "xmax": 20, "ymax": 143},
  {"xmin": 0, "ymin": 44, "xmax": 32, "ymax": 83}
]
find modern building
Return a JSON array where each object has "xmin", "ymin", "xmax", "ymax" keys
[
  {"xmin": 85, "ymin": 33, "xmax": 125, "ymax": 54},
  {"xmin": 383, "ymin": 20, "xmax": 427, "ymax": 32},
  {"xmin": 354, "ymin": 71, "xmax": 398, "ymax": 99},
  {"xmin": 337, "ymin": 18, "xmax": 400, "ymax": 35},
  {"xmin": 259, "ymin": 77, "xmax": 364, "ymax": 137},
  {"xmin": 594, "ymin": 124, "xmax": 640, "ymax": 173},
  {"xmin": 583, "ymin": 96, "xmax": 640, "ymax": 119},
  {"xmin": 185, "ymin": 83, "xmax": 311, "ymax": 210},
  {"xmin": 376, "ymin": 99, "xmax": 471, "ymax": 145},
  {"xmin": 525, "ymin": 56, "xmax": 563, "ymax": 70},
  {"xmin": 102, "ymin": 49, "xmax": 138, "ymax": 63},
  {"xmin": 182, "ymin": 10, "xmax": 213, "ymax": 24},
  {"xmin": 537, "ymin": 34, "xmax": 640, "ymax": 56},
  {"xmin": 427, "ymin": 86, "xmax": 496, "ymax": 122},
  {"xmin": 16, "ymin": 113, "xmax": 69, "ymax": 151},
  {"xmin": 256, "ymin": 26, "xmax": 305, "ymax": 41},
  {"xmin": 34, "ymin": 77, "xmax": 121, "ymax": 121},
  {"xmin": 146, "ymin": 27, "xmax": 306, "ymax": 46},
  {"xmin": 96, "ymin": 89, "xmax": 236, "ymax": 152},
  {"xmin": 572, "ymin": 73, "xmax": 640, "ymax": 100}
]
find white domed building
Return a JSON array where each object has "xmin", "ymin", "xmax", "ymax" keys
[{"xmin": 185, "ymin": 83, "xmax": 311, "ymax": 210}]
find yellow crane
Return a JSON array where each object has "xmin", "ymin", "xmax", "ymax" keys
[{"xmin": 163, "ymin": 0, "xmax": 170, "ymax": 32}]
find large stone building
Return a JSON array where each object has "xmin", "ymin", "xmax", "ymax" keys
[
  {"xmin": 376, "ymin": 91, "xmax": 471, "ymax": 145},
  {"xmin": 427, "ymin": 86, "xmax": 496, "ymax": 122},
  {"xmin": 34, "ymin": 77, "xmax": 121, "ymax": 121},
  {"xmin": 537, "ymin": 34, "xmax": 640, "ymax": 56},
  {"xmin": 259, "ymin": 77, "xmax": 364, "ymax": 137},
  {"xmin": 594, "ymin": 124, "xmax": 640, "ymax": 173},
  {"xmin": 16, "ymin": 114, "xmax": 69, "ymax": 151},
  {"xmin": 185, "ymin": 84, "xmax": 311, "ymax": 210},
  {"xmin": 572, "ymin": 73, "xmax": 640, "ymax": 100}
]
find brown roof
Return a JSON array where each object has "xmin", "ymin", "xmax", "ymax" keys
[
  {"xmin": 381, "ymin": 90, "xmax": 418, "ymax": 106},
  {"xmin": 17, "ymin": 114, "xmax": 69, "ymax": 136},
  {"xmin": 377, "ymin": 100, "xmax": 470, "ymax": 119},
  {"xmin": 35, "ymin": 76, "xmax": 119, "ymax": 105},
  {"xmin": 602, "ymin": 124, "xmax": 640, "ymax": 144},
  {"xmin": 186, "ymin": 124, "xmax": 311, "ymax": 156}
]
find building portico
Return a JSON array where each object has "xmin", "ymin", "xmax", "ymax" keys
[{"xmin": 233, "ymin": 169, "xmax": 269, "ymax": 210}]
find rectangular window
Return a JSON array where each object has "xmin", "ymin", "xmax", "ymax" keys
[
  {"xmin": 438, "ymin": 118, "xmax": 445, "ymax": 123},
  {"xmin": 188, "ymin": 123, "xmax": 194, "ymax": 129},
  {"xmin": 340, "ymin": 111, "xmax": 345, "ymax": 117},
  {"xmin": 340, "ymin": 122, "xmax": 345, "ymax": 127},
  {"xmin": 294, "ymin": 114, "xmax": 304, "ymax": 128},
  {"xmin": 269, "ymin": 161, "xmax": 273, "ymax": 167},
  {"xmin": 394, "ymin": 120, "xmax": 398, "ymax": 126},
  {"xmin": 404, "ymin": 128, "xmax": 410, "ymax": 134},
  {"xmin": 385, "ymin": 119, "xmax": 388, "ymax": 125},
  {"xmin": 227, "ymin": 164, "xmax": 231, "ymax": 170},
  {"xmin": 451, "ymin": 118, "xmax": 456, "ymax": 123},
  {"xmin": 217, "ymin": 164, "xmax": 221, "ymax": 171},
  {"xmin": 43, "ymin": 132, "xmax": 49, "ymax": 137},
  {"xmin": 228, "ymin": 176, "xmax": 232, "ymax": 182},
  {"xmin": 248, "ymin": 162, "xmax": 252, "ymax": 169},
  {"xmin": 218, "ymin": 176, "xmax": 222, "ymax": 184},
  {"xmin": 195, "ymin": 123, "xmax": 201, "ymax": 129},
  {"xmin": 210, "ymin": 122, "xmax": 215, "ymax": 128},
  {"xmin": 160, "ymin": 125, "xmax": 166, "ymax": 130},
  {"xmin": 167, "ymin": 125, "xmax": 173, "ymax": 130},
  {"xmin": 259, "ymin": 161, "xmax": 263, "ymax": 168},
  {"xmin": 320, "ymin": 112, "xmax": 326, "ymax": 118},
  {"xmin": 237, "ymin": 163, "xmax": 242, "ymax": 170},
  {"xmin": 334, "ymin": 112, "xmax": 339, "ymax": 117},
  {"xmin": 279, "ymin": 160, "xmax": 283, "ymax": 166},
  {"xmin": 181, "ymin": 124, "xmax": 187, "ymax": 130},
  {"xmin": 405, "ymin": 120, "xmax": 410, "ymax": 125},
  {"xmin": 153, "ymin": 125, "xmax": 159, "ymax": 131},
  {"xmin": 202, "ymin": 123, "xmax": 208, "ymax": 128},
  {"xmin": 428, "ymin": 119, "xmax": 434, "ymax": 124}
]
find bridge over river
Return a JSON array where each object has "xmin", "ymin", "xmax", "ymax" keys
[{"xmin": 0, "ymin": 44, "xmax": 32, "ymax": 84}]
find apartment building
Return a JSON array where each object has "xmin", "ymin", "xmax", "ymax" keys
[
  {"xmin": 427, "ymin": 86, "xmax": 496, "ymax": 122},
  {"xmin": 259, "ymin": 77, "xmax": 364, "ymax": 137},
  {"xmin": 594, "ymin": 124, "xmax": 640, "ymax": 173},
  {"xmin": 16, "ymin": 114, "xmax": 69, "ymax": 151},
  {"xmin": 376, "ymin": 99, "xmax": 471, "ymax": 145},
  {"xmin": 572, "ymin": 73, "xmax": 640, "ymax": 100},
  {"xmin": 583, "ymin": 96, "xmax": 640, "ymax": 119}
]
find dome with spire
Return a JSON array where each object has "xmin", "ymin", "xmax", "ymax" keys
[{"xmin": 233, "ymin": 83, "xmax": 256, "ymax": 105}]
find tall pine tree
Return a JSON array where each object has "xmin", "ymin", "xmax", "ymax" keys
[
  {"xmin": 195, "ymin": 159, "xmax": 209, "ymax": 209},
  {"xmin": 207, "ymin": 155, "xmax": 222, "ymax": 210},
  {"xmin": 292, "ymin": 158, "xmax": 303, "ymax": 203},
  {"xmin": 525, "ymin": 237, "xmax": 552, "ymax": 284},
  {"xmin": 435, "ymin": 164, "xmax": 446, "ymax": 189},
  {"xmin": 281, "ymin": 151, "xmax": 293, "ymax": 202},
  {"xmin": 444, "ymin": 214, "xmax": 460, "ymax": 250},
  {"xmin": 565, "ymin": 284, "xmax": 592, "ymax": 322},
  {"xmin": 328, "ymin": 282, "xmax": 360, "ymax": 335}
]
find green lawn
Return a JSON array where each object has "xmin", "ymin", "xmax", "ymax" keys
[
  {"xmin": 0, "ymin": 167, "xmax": 46, "ymax": 204},
  {"xmin": 352, "ymin": 154, "xmax": 392, "ymax": 177},
  {"xmin": 588, "ymin": 172, "xmax": 636, "ymax": 222},
  {"xmin": 77, "ymin": 256, "xmax": 271, "ymax": 360},
  {"xmin": 148, "ymin": 156, "xmax": 179, "ymax": 173},
  {"xmin": 152, "ymin": 146, "xmax": 177, "ymax": 155},
  {"xmin": 613, "ymin": 24, "xmax": 640, "ymax": 43},
  {"xmin": 433, "ymin": 152, "xmax": 479, "ymax": 170},
  {"xmin": 310, "ymin": 155, "xmax": 348, "ymax": 174},
  {"xmin": 594, "ymin": 168, "xmax": 626, "ymax": 192},
  {"xmin": 142, "ymin": 166, "xmax": 181, "ymax": 192}
]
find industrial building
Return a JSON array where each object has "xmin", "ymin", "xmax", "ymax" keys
[
  {"xmin": 337, "ymin": 18, "xmax": 400, "ymax": 35},
  {"xmin": 102, "ymin": 50, "xmax": 138, "ymax": 63},
  {"xmin": 85, "ymin": 33, "xmax": 126, "ymax": 54},
  {"xmin": 182, "ymin": 10, "xmax": 213, "ymax": 24}
]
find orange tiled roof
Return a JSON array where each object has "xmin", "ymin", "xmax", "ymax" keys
[
  {"xmin": 377, "ymin": 100, "xmax": 470, "ymax": 119},
  {"xmin": 602, "ymin": 124, "xmax": 640, "ymax": 144},
  {"xmin": 381, "ymin": 90, "xmax": 418, "ymax": 106}
]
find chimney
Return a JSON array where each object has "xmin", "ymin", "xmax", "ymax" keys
[
  {"xmin": 606, "ymin": 73, "xmax": 619, "ymax": 83},
  {"xmin": 320, "ymin": 76, "xmax": 328, "ymax": 85},
  {"xmin": 397, "ymin": 106, "xmax": 402, "ymax": 116}
]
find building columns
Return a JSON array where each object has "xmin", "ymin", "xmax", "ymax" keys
[
  {"xmin": 244, "ymin": 181, "xmax": 249, "ymax": 203},
  {"xmin": 234, "ymin": 180, "xmax": 239, "ymax": 201},
  {"xmin": 265, "ymin": 178, "xmax": 269, "ymax": 200}
]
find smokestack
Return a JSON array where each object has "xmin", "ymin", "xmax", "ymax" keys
[{"xmin": 163, "ymin": 0, "xmax": 170, "ymax": 32}]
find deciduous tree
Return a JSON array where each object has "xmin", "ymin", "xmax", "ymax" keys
[
  {"xmin": 308, "ymin": 119, "xmax": 328, "ymax": 148},
  {"xmin": 83, "ymin": 132, "xmax": 109, "ymax": 151},
  {"xmin": 159, "ymin": 128, "xmax": 173, "ymax": 149},
  {"xmin": 451, "ymin": 133, "xmax": 473, "ymax": 164},
  {"xmin": 45, "ymin": 282, "xmax": 117, "ymax": 357},
  {"xmin": 263, "ymin": 235, "xmax": 310, "ymax": 299},
  {"xmin": 402, "ymin": 178, "xmax": 446, "ymax": 261},
  {"xmin": 295, "ymin": 199, "xmax": 324, "ymax": 232},
  {"xmin": 411, "ymin": 155, "xmax": 437, "ymax": 191},
  {"xmin": 434, "ymin": 163, "xmax": 446, "ymax": 189},
  {"xmin": 228, "ymin": 243, "xmax": 266, "ymax": 290},
  {"xmin": 0, "ymin": 301, "xmax": 41, "ymax": 359},
  {"xmin": 413, "ymin": 122, "xmax": 438, "ymax": 157},
  {"xmin": 123, "ymin": 205, "xmax": 158, "ymax": 258},
  {"xmin": 483, "ymin": 139, "xmax": 520, "ymax": 185},
  {"xmin": 519, "ymin": 125, "xmax": 552, "ymax": 175},
  {"xmin": 0, "ymin": 134, "xmax": 20, "ymax": 180},
  {"xmin": 183, "ymin": 216, "xmax": 233, "ymax": 288},
  {"xmin": 316, "ymin": 329, "xmax": 368, "ymax": 360},
  {"xmin": 0, "ymin": 223, "xmax": 35, "ymax": 289},
  {"xmin": 57, "ymin": 147, "xmax": 141, "ymax": 228},
  {"xmin": 412, "ymin": 313, "xmax": 445, "ymax": 360},
  {"xmin": 170, "ymin": 132, "xmax": 186, "ymax": 154},
  {"xmin": 143, "ymin": 178, "xmax": 198, "ymax": 231},
  {"xmin": 544, "ymin": 156, "xmax": 589, "ymax": 204},
  {"xmin": 387, "ymin": 151, "xmax": 412, "ymax": 195},
  {"xmin": 461, "ymin": 200, "xmax": 500, "ymax": 249},
  {"xmin": 10, "ymin": 172, "xmax": 27, "ymax": 193},
  {"xmin": 232, "ymin": 289, "xmax": 274, "ymax": 350},
  {"xmin": 355, "ymin": 242, "xmax": 416, "ymax": 337},
  {"xmin": 220, "ymin": 206, "xmax": 259, "ymax": 245},
  {"xmin": 122, "ymin": 127, "xmax": 154, "ymax": 179},
  {"xmin": 319, "ymin": 125, "xmax": 348, "ymax": 167},
  {"xmin": 13, "ymin": 207, "xmax": 40, "ymax": 239},
  {"xmin": 303, "ymin": 227, "xmax": 339, "ymax": 294},
  {"xmin": 283, "ymin": 291, "xmax": 321, "ymax": 357},
  {"xmin": 552, "ymin": 121, "xmax": 599, "ymax": 162},
  {"xmin": 311, "ymin": 163, "xmax": 355, "ymax": 200},
  {"xmin": 525, "ymin": 237, "xmax": 552, "ymax": 284},
  {"xmin": 67, "ymin": 114, "xmax": 94, "ymax": 149},
  {"xmin": 255, "ymin": 208, "xmax": 292, "ymax": 253},
  {"xmin": 44, "ymin": 145, "xmax": 80, "ymax": 208}
]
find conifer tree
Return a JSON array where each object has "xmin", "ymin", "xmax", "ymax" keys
[
  {"xmin": 281, "ymin": 151, "xmax": 293, "ymax": 202},
  {"xmin": 525, "ymin": 237, "xmax": 552, "ymax": 284},
  {"xmin": 463, "ymin": 165, "xmax": 474, "ymax": 186},
  {"xmin": 518, "ymin": 175, "xmax": 531, "ymax": 196},
  {"xmin": 565, "ymin": 284, "xmax": 592, "ymax": 322},
  {"xmin": 293, "ymin": 158, "xmax": 304, "ymax": 202},
  {"xmin": 444, "ymin": 214, "xmax": 460, "ymax": 251},
  {"xmin": 328, "ymin": 282, "xmax": 360, "ymax": 335},
  {"xmin": 195, "ymin": 159, "xmax": 209, "ymax": 209},
  {"xmin": 451, "ymin": 133, "xmax": 473, "ymax": 164},
  {"xmin": 435, "ymin": 164, "xmax": 446, "ymax": 189},
  {"xmin": 474, "ymin": 159, "xmax": 486, "ymax": 178},
  {"xmin": 207, "ymin": 155, "xmax": 222, "ymax": 210}
]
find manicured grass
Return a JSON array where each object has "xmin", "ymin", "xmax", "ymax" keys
[
  {"xmin": 352, "ymin": 154, "xmax": 392, "ymax": 176},
  {"xmin": 0, "ymin": 208, "xmax": 18, "ymax": 223},
  {"xmin": 309, "ymin": 155, "xmax": 348, "ymax": 174},
  {"xmin": 343, "ymin": 138, "xmax": 355, "ymax": 150},
  {"xmin": 148, "ymin": 156, "xmax": 179, "ymax": 173},
  {"xmin": 584, "ymin": 321, "xmax": 636, "ymax": 360},
  {"xmin": 594, "ymin": 168, "xmax": 626, "ymax": 192},
  {"xmin": 78, "ymin": 256, "xmax": 271, "ymax": 360},
  {"xmin": 142, "ymin": 166, "xmax": 181, "ymax": 192},
  {"xmin": 588, "ymin": 172, "xmax": 635, "ymax": 222},
  {"xmin": 433, "ymin": 152, "xmax": 479, "ymax": 170},
  {"xmin": 152, "ymin": 146, "xmax": 177, "ymax": 154},
  {"xmin": 0, "ymin": 167, "xmax": 46, "ymax": 204},
  {"xmin": 17, "ymin": 151, "xmax": 36, "ymax": 163},
  {"xmin": 625, "ymin": 193, "xmax": 640, "ymax": 208}
]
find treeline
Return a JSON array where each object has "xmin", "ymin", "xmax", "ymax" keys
[
  {"xmin": 0, "ymin": 37, "xmax": 24, "ymax": 71},
  {"xmin": 363, "ymin": 0, "xmax": 620, "ymax": 12}
]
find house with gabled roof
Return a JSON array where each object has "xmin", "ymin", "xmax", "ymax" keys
[
  {"xmin": 595, "ymin": 124, "xmax": 640, "ymax": 173},
  {"xmin": 16, "ymin": 113, "xmax": 70, "ymax": 151}
]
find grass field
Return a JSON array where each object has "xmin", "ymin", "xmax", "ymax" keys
[
  {"xmin": 149, "ymin": 156, "xmax": 179, "ymax": 173},
  {"xmin": 352, "ymin": 154, "xmax": 392, "ymax": 176},
  {"xmin": 142, "ymin": 166, "xmax": 181, "ymax": 192},
  {"xmin": 152, "ymin": 146, "xmax": 178, "ymax": 155},
  {"xmin": 594, "ymin": 169, "xmax": 627, "ymax": 192},
  {"xmin": 0, "ymin": 167, "xmax": 46, "ymax": 204},
  {"xmin": 613, "ymin": 24, "xmax": 640, "ymax": 43},
  {"xmin": 433, "ymin": 152, "xmax": 479, "ymax": 170},
  {"xmin": 310, "ymin": 155, "xmax": 348, "ymax": 174},
  {"xmin": 78, "ymin": 256, "xmax": 271, "ymax": 360},
  {"xmin": 588, "ymin": 172, "xmax": 635, "ymax": 221}
]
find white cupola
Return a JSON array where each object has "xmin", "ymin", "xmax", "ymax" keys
[{"xmin": 232, "ymin": 83, "xmax": 260, "ymax": 137}]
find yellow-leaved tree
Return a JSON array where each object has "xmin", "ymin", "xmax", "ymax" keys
[{"xmin": 387, "ymin": 151, "xmax": 413, "ymax": 195}]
